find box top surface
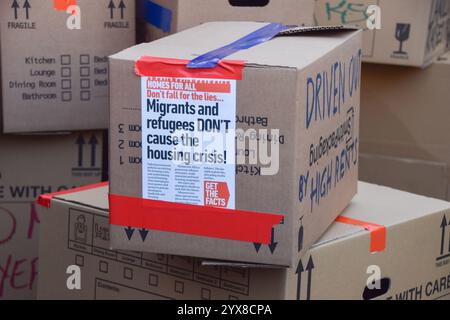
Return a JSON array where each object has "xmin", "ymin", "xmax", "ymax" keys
[
  {"xmin": 110, "ymin": 21, "xmax": 360, "ymax": 70},
  {"xmin": 53, "ymin": 181, "xmax": 450, "ymax": 248}
]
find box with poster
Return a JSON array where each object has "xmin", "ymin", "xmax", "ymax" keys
[
  {"xmin": 108, "ymin": 22, "xmax": 362, "ymax": 266},
  {"xmin": 136, "ymin": 0, "xmax": 315, "ymax": 42},
  {"xmin": 314, "ymin": 0, "xmax": 450, "ymax": 67},
  {"xmin": 0, "ymin": 0, "xmax": 136, "ymax": 133},
  {"xmin": 0, "ymin": 131, "xmax": 105, "ymax": 299},
  {"xmin": 359, "ymin": 51, "xmax": 450, "ymax": 201},
  {"xmin": 37, "ymin": 182, "xmax": 450, "ymax": 300}
]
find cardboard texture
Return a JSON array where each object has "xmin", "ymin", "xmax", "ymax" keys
[
  {"xmin": 315, "ymin": 0, "xmax": 450, "ymax": 67},
  {"xmin": 359, "ymin": 51, "xmax": 450, "ymax": 200},
  {"xmin": 137, "ymin": 0, "xmax": 315, "ymax": 42},
  {"xmin": 0, "ymin": 0, "xmax": 136, "ymax": 133},
  {"xmin": 0, "ymin": 132, "xmax": 104, "ymax": 300},
  {"xmin": 38, "ymin": 182, "xmax": 450, "ymax": 300},
  {"xmin": 108, "ymin": 22, "xmax": 362, "ymax": 267}
]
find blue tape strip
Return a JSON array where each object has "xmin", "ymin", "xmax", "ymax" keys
[
  {"xmin": 187, "ymin": 23, "xmax": 287, "ymax": 69},
  {"xmin": 143, "ymin": 0, "xmax": 172, "ymax": 33}
]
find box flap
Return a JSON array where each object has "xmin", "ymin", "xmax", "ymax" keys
[
  {"xmin": 111, "ymin": 21, "xmax": 360, "ymax": 70},
  {"xmin": 53, "ymin": 185, "xmax": 109, "ymax": 211}
]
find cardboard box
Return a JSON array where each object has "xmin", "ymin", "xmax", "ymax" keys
[
  {"xmin": 37, "ymin": 181, "xmax": 450, "ymax": 300},
  {"xmin": 136, "ymin": 0, "xmax": 315, "ymax": 42},
  {"xmin": 359, "ymin": 51, "xmax": 450, "ymax": 200},
  {"xmin": 0, "ymin": 131, "xmax": 105, "ymax": 300},
  {"xmin": 0, "ymin": 0, "xmax": 136, "ymax": 133},
  {"xmin": 108, "ymin": 22, "xmax": 362, "ymax": 267},
  {"xmin": 314, "ymin": 0, "xmax": 450, "ymax": 67}
]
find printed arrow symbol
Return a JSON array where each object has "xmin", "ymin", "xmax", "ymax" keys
[
  {"xmin": 118, "ymin": 0, "xmax": 126, "ymax": 19},
  {"xmin": 295, "ymin": 259, "xmax": 304, "ymax": 300},
  {"xmin": 298, "ymin": 224, "xmax": 304, "ymax": 252},
  {"xmin": 75, "ymin": 134, "xmax": 85, "ymax": 167},
  {"xmin": 23, "ymin": 0, "xmax": 31, "ymax": 20},
  {"xmin": 12, "ymin": 0, "xmax": 20, "ymax": 20},
  {"xmin": 306, "ymin": 255, "xmax": 315, "ymax": 300},
  {"xmin": 268, "ymin": 227, "xmax": 278, "ymax": 254},
  {"xmin": 253, "ymin": 243, "xmax": 262, "ymax": 253},
  {"xmin": 139, "ymin": 228, "xmax": 149, "ymax": 242},
  {"xmin": 89, "ymin": 134, "xmax": 98, "ymax": 167},
  {"xmin": 124, "ymin": 226, "xmax": 135, "ymax": 240},
  {"xmin": 440, "ymin": 215, "xmax": 447, "ymax": 255},
  {"xmin": 108, "ymin": 0, "xmax": 115, "ymax": 19}
]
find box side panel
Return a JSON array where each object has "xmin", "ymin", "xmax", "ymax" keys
[
  {"xmin": 0, "ymin": 0, "xmax": 135, "ymax": 133},
  {"xmin": 176, "ymin": 0, "xmax": 314, "ymax": 31},
  {"xmin": 315, "ymin": 0, "xmax": 432, "ymax": 66},
  {"xmin": 110, "ymin": 52, "xmax": 299, "ymax": 265},
  {"xmin": 38, "ymin": 199, "xmax": 288, "ymax": 300},
  {"xmin": 290, "ymin": 31, "xmax": 362, "ymax": 265},
  {"xmin": 359, "ymin": 153, "xmax": 450, "ymax": 201},
  {"xmin": 0, "ymin": 132, "xmax": 104, "ymax": 299},
  {"xmin": 284, "ymin": 208, "xmax": 450, "ymax": 300}
]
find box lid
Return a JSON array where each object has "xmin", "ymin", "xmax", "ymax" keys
[{"xmin": 110, "ymin": 21, "xmax": 360, "ymax": 70}]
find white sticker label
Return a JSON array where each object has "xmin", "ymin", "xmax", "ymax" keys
[{"xmin": 141, "ymin": 76, "xmax": 236, "ymax": 209}]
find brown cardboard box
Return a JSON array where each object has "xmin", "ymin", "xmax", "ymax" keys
[
  {"xmin": 0, "ymin": 131, "xmax": 104, "ymax": 300},
  {"xmin": 359, "ymin": 51, "xmax": 450, "ymax": 200},
  {"xmin": 108, "ymin": 22, "xmax": 362, "ymax": 267},
  {"xmin": 0, "ymin": 0, "xmax": 136, "ymax": 133},
  {"xmin": 315, "ymin": 0, "xmax": 450, "ymax": 67},
  {"xmin": 137, "ymin": 0, "xmax": 315, "ymax": 42},
  {"xmin": 37, "ymin": 181, "xmax": 450, "ymax": 300}
]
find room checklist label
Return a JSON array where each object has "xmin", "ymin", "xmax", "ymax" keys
[{"xmin": 141, "ymin": 76, "xmax": 236, "ymax": 209}]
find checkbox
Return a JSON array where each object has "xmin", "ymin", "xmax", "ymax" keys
[
  {"xmin": 99, "ymin": 260, "xmax": 108, "ymax": 273},
  {"xmin": 80, "ymin": 54, "xmax": 90, "ymax": 65},
  {"xmin": 149, "ymin": 274, "xmax": 159, "ymax": 286},
  {"xmin": 80, "ymin": 66, "xmax": 90, "ymax": 77},
  {"xmin": 61, "ymin": 79, "xmax": 72, "ymax": 90},
  {"xmin": 80, "ymin": 91, "xmax": 91, "ymax": 101},
  {"xmin": 80, "ymin": 78, "xmax": 90, "ymax": 89},
  {"xmin": 201, "ymin": 288, "xmax": 211, "ymax": 300},
  {"xmin": 123, "ymin": 267, "xmax": 133, "ymax": 280},
  {"xmin": 62, "ymin": 91, "xmax": 72, "ymax": 102},
  {"xmin": 174, "ymin": 280, "xmax": 184, "ymax": 293},
  {"xmin": 75, "ymin": 255, "xmax": 84, "ymax": 267},
  {"xmin": 61, "ymin": 55, "xmax": 71, "ymax": 65},
  {"xmin": 61, "ymin": 67, "xmax": 71, "ymax": 77}
]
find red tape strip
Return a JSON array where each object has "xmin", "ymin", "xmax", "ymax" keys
[
  {"xmin": 135, "ymin": 57, "xmax": 245, "ymax": 80},
  {"xmin": 109, "ymin": 193, "xmax": 283, "ymax": 244},
  {"xmin": 54, "ymin": 0, "xmax": 77, "ymax": 11},
  {"xmin": 37, "ymin": 182, "xmax": 109, "ymax": 208},
  {"xmin": 335, "ymin": 216, "xmax": 386, "ymax": 253}
]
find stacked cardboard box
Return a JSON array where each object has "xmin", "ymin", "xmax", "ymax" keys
[
  {"xmin": 136, "ymin": 0, "xmax": 315, "ymax": 42},
  {"xmin": 0, "ymin": 0, "xmax": 136, "ymax": 133},
  {"xmin": 37, "ymin": 182, "xmax": 450, "ymax": 300},
  {"xmin": 0, "ymin": 132, "xmax": 105, "ymax": 299},
  {"xmin": 315, "ymin": 0, "xmax": 450, "ymax": 67},
  {"xmin": 359, "ymin": 52, "xmax": 450, "ymax": 201},
  {"xmin": 108, "ymin": 22, "xmax": 362, "ymax": 266}
]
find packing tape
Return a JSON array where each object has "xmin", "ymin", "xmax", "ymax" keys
[
  {"xmin": 135, "ymin": 57, "xmax": 245, "ymax": 79},
  {"xmin": 54, "ymin": 0, "xmax": 77, "ymax": 11},
  {"xmin": 109, "ymin": 193, "xmax": 283, "ymax": 244},
  {"xmin": 335, "ymin": 216, "xmax": 386, "ymax": 253},
  {"xmin": 37, "ymin": 182, "xmax": 108, "ymax": 208},
  {"xmin": 187, "ymin": 22, "xmax": 287, "ymax": 69},
  {"xmin": 143, "ymin": 0, "xmax": 172, "ymax": 33}
]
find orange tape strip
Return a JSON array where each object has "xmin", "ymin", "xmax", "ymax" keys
[
  {"xmin": 37, "ymin": 182, "xmax": 108, "ymax": 208},
  {"xmin": 335, "ymin": 216, "xmax": 386, "ymax": 253}
]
